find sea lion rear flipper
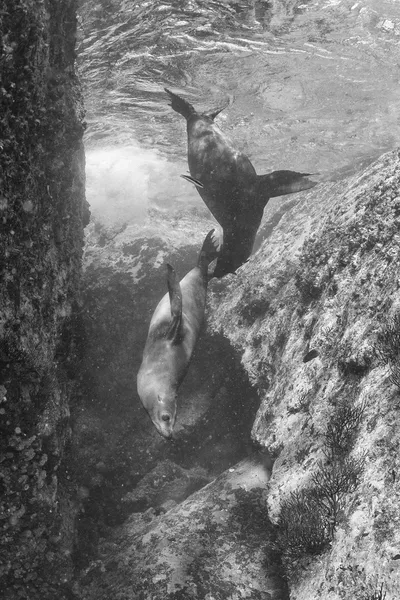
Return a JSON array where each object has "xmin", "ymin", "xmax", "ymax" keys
[
  {"xmin": 257, "ymin": 170, "xmax": 318, "ymax": 202},
  {"xmin": 204, "ymin": 105, "xmax": 227, "ymax": 120},
  {"xmin": 166, "ymin": 264, "xmax": 183, "ymax": 343},
  {"xmin": 198, "ymin": 229, "xmax": 221, "ymax": 277},
  {"xmin": 165, "ymin": 88, "xmax": 196, "ymax": 120}
]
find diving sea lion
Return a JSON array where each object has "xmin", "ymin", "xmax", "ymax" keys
[
  {"xmin": 137, "ymin": 229, "xmax": 218, "ymax": 439},
  {"xmin": 165, "ymin": 87, "xmax": 318, "ymax": 278}
]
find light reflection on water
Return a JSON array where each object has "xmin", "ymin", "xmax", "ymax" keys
[
  {"xmin": 85, "ymin": 145, "xmax": 208, "ymax": 231},
  {"xmin": 79, "ymin": 0, "xmax": 400, "ymax": 222}
]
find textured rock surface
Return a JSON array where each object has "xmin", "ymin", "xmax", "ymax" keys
[
  {"xmin": 207, "ymin": 149, "xmax": 400, "ymax": 598},
  {"xmin": 78, "ymin": 452, "xmax": 289, "ymax": 600},
  {"xmin": 0, "ymin": 0, "xmax": 87, "ymax": 597}
]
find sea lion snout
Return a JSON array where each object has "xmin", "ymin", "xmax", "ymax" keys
[
  {"xmin": 148, "ymin": 395, "xmax": 177, "ymax": 440},
  {"xmin": 148, "ymin": 408, "xmax": 176, "ymax": 440}
]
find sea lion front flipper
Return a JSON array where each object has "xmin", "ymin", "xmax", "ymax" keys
[
  {"xmin": 180, "ymin": 174, "xmax": 204, "ymax": 189},
  {"xmin": 166, "ymin": 264, "xmax": 183, "ymax": 343},
  {"xmin": 257, "ymin": 170, "xmax": 318, "ymax": 202}
]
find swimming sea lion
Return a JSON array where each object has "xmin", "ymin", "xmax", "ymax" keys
[
  {"xmin": 165, "ymin": 87, "xmax": 318, "ymax": 278},
  {"xmin": 137, "ymin": 229, "xmax": 219, "ymax": 439}
]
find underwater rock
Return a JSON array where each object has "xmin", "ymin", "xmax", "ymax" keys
[
  {"xmin": 79, "ymin": 452, "xmax": 288, "ymax": 600},
  {"xmin": 121, "ymin": 459, "xmax": 210, "ymax": 515},
  {"xmin": 0, "ymin": 0, "xmax": 87, "ymax": 597},
  {"xmin": 207, "ymin": 148, "xmax": 400, "ymax": 598}
]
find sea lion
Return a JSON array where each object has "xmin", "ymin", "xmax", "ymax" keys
[
  {"xmin": 165, "ymin": 87, "xmax": 318, "ymax": 278},
  {"xmin": 137, "ymin": 229, "xmax": 218, "ymax": 439}
]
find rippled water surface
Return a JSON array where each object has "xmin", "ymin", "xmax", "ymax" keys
[{"xmin": 78, "ymin": 0, "xmax": 400, "ymax": 221}]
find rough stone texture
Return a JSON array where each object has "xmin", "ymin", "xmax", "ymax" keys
[
  {"xmin": 207, "ymin": 149, "xmax": 400, "ymax": 598},
  {"xmin": 0, "ymin": 0, "xmax": 87, "ymax": 597},
  {"xmin": 78, "ymin": 452, "xmax": 289, "ymax": 600},
  {"xmin": 120, "ymin": 459, "xmax": 211, "ymax": 515}
]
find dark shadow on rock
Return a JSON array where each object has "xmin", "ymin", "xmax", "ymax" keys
[{"xmin": 229, "ymin": 485, "xmax": 290, "ymax": 600}]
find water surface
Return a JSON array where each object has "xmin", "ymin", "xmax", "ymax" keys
[{"xmin": 78, "ymin": 0, "xmax": 400, "ymax": 223}]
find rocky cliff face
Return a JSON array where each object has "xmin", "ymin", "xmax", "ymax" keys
[
  {"xmin": 0, "ymin": 1, "xmax": 87, "ymax": 597},
  {"xmin": 207, "ymin": 149, "xmax": 400, "ymax": 598}
]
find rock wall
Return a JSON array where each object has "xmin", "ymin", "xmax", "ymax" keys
[
  {"xmin": 208, "ymin": 149, "xmax": 400, "ymax": 598},
  {"xmin": 0, "ymin": 1, "xmax": 87, "ymax": 597}
]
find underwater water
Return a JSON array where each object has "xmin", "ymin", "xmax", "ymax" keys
[{"xmin": 79, "ymin": 0, "xmax": 400, "ymax": 227}]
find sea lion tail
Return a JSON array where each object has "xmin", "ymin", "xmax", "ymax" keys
[
  {"xmin": 257, "ymin": 170, "xmax": 318, "ymax": 203},
  {"xmin": 165, "ymin": 88, "xmax": 196, "ymax": 119},
  {"xmin": 197, "ymin": 229, "xmax": 220, "ymax": 277}
]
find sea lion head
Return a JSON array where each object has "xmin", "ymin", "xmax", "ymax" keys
[
  {"xmin": 137, "ymin": 368, "xmax": 178, "ymax": 439},
  {"xmin": 144, "ymin": 392, "xmax": 177, "ymax": 440}
]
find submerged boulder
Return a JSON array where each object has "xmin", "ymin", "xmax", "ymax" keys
[
  {"xmin": 120, "ymin": 459, "xmax": 211, "ymax": 515},
  {"xmin": 79, "ymin": 452, "xmax": 288, "ymax": 600}
]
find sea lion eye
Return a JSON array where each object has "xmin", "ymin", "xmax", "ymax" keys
[{"xmin": 161, "ymin": 413, "xmax": 170, "ymax": 422}]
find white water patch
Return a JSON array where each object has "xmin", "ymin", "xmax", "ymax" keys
[
  {"xmin": 85, "ymin": 145, "xmax": 164, "ymax": 228},
  {"xmin": 85, "ymin": 145, "xmax": 205, "ymax": 229}
]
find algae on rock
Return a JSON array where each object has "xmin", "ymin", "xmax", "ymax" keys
[
  {"xmin": 0, "ymin": 0, "xmax": 87, "ymax": 597},
  {"xmin": 78, "ymin": 453, "xmax": 288, "ymax": 600},
  {"xmin": 207, "ymin": 149, "xmax": 400, "ymax": 599}
]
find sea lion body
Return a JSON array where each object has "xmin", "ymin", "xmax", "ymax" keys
[
  {"xmin": 187, "ymin": 117, "xmax": 263, "ymax": 275},
  {"xmin": 137, "ymin": 230, "xmax": 218, "ymax": 439},
  {"xmin": 166, "ymin": 88, "xmax": 317, "ymax": 277}
]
